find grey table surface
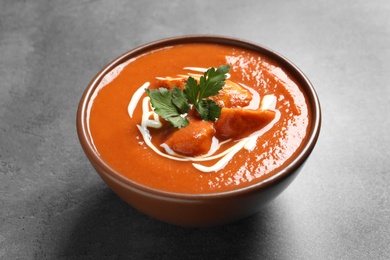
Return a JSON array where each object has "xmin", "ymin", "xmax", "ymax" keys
[{"xmin": 1, "ymin": 0, "xmax": 389, "ymax": 259}]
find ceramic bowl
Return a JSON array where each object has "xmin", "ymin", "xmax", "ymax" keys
[{"xmin": 77, "ymin": 35, "xmax": 321, "ymax": 227}]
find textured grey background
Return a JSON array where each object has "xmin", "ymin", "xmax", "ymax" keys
[{"xmin": 1, "ymin": 0, "xmax": 389, "ymax": 259}]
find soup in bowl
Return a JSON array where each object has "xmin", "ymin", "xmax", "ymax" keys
[{"xmin": 77, "ymin": 35, "xmax": 321, "ymax": 226}]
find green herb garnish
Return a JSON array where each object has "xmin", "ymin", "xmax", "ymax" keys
[{"xmin": 146, "ymin": 65, "xmax": 230, "ymax": 128}]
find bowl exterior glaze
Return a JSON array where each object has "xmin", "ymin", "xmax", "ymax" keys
[
  {"xmin": 77, "ymin": 35, "xmax": 321, "ymax": 227},
  {"xmin": 98, "ymin": 162, "xmax": 304, "ymax": 226}
]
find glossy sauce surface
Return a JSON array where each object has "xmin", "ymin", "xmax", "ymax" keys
[{"xmin": 89, "ymin": 43, "xmax": 310, "ymax": 194}]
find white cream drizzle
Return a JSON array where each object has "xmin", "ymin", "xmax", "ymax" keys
[
  {"xmin": 127, "ymin": 67, "xmax": 279, "ymax": 172},
  {"xmin": 128, "ymin": 82, "xmax": 150, "ymax": 118}
]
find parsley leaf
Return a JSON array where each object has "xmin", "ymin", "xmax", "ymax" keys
[
  {"xmin": 184, "ymin": 65, "xmax": 230, "ymax": 121},
  {"xmin": 182, "ymin": 77, "xmax": 199, "ymax": 104},
  {"xmin": 171, "ymin": 87, "xmax": 190, "ymax": 113},
  {"xmin": 145, "ymin": 65, "xmax": 230, "ymax": 128},
  {"xmin": 145, "ymin": 87, "xmax": 189, "ymax": 128},
  {"xmin": 197, "ymin": 99, "xmax": 222, "ymax": 121},
  {"xmin": 197, "ymin": 65, "xmax": 230, "ymax": 99}
]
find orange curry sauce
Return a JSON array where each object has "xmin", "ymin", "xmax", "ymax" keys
[{"xmin": 89, "ymin": 43, "xmax": 310, "ymax": 194}]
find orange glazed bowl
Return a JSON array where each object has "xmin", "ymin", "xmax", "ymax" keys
[{"xmin": 77, "ymin": 35, "xmax": 321, "ymax": 227}]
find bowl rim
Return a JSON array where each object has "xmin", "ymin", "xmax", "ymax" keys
[{"xmin": 77, "ymin": 34, "xmax": 321, "ymax": 200}]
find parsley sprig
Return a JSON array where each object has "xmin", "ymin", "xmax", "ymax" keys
[{"xmin": 145, "ymin": 65, "xmax": 230, "ymax": 128}]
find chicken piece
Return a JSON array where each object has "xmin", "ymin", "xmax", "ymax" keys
[
  {"xmin": 156, "ymin": 78, "xmax": 186, "ymax": 90},
  {"xmin": 209, "ymin": 80, "xmax": 253, "ymax": 108},
  {"xmin": 215, "ymin": 108, "xmax": 276, "ymax": 140},
  {"xmin": 164, "ymin": 119, "xmax": 215, "ymax": 157}
]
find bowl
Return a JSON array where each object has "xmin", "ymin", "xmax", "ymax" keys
[{"xmin": 77, "ymin": 35, "xmax": 321, "ymax": 227}]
